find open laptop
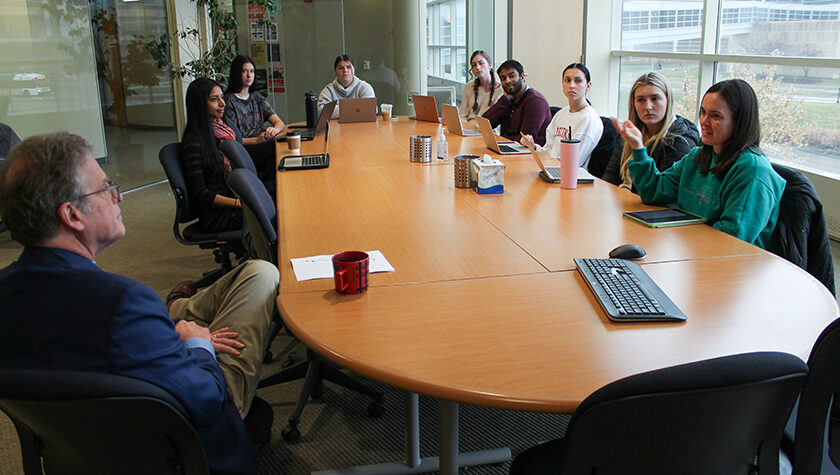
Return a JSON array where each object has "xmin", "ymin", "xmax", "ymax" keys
[
  {"xmin": 410, "ymin": 95, "xmax": 440, "ymax": 122},
  {"xmin": 338, "ymin": 97, "xmax": 377, "ymax": 123},
  {"xmin": 278, "ymin": 122, "xmax": 331, "ymax": 171},
  {"xmin": 475, "ymin": 116, "xmax": 530, "ymax": 154},
  {"xmin": 441, "ymin": 104, "xmax": 481, "ymax": 136},
  {"xmin": 276, "ymin": 100, "xmax": 336, "ymax": 142},
  {"xmin": 522, "ymin": 138, "xmax": 595, "ymax": 183}
]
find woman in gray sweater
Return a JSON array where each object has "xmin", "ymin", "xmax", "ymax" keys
[{"xmin": 318, "ymin": 54, "xmax": 376, "ymax": 119}]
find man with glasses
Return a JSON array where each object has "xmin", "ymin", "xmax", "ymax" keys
[{"xmin": 0, "ymin": 132, "xmax": 279, "ymax": 474}]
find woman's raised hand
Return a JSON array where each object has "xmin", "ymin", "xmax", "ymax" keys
[{"xmin": 611, "ymin": 117, "xmax": 644, "ymax": 150}]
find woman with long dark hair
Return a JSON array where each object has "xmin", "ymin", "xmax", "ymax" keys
[
  {"xmin": 613, "ymin": 78, "xmax": 785, "ymax": 249},
  {"xmin": 223, "ymin": 55, "xmax": 285, "ymax": 144},
  {"xmin": 602, "ymin": 72, "xmax": 699, "ymax": 191},
  {"xmin": 521, "ymin": 63, "xmax": 603, "ymax": 168},
  {"xmin": 459, "ymin": 51, "xmax": 502, "ymax": 123},
  {"xmin": 182, "ymin": 78, "xmax": 242, "ymax": 233}
]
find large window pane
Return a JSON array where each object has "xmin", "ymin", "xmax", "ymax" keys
[
  {"xmin": 718, "ymin": 0, "xmax": 840, "ymax": 57},
  {"xmin": 618, "ymin": 57, "xmax": 700, "ymax": 120},
  {"xmin": 717, "ymin": 62, "xmax": 840, "ymax": 173},
  {"xmin": 620, "ymin": 0, "xmax": 703, "ymax": 53}
]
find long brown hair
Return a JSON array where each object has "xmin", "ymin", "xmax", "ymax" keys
[
  {"xmin": 696, "ymin": 79, "xmax": 762, "ymax": 179},
  {"xmin": 469, "ymin": 50, "xmax": 496, "ymax": 114}
]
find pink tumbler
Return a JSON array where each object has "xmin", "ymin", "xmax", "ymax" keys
[{"xmin": 560, "ymin": 138, "xmax": 580, "ymax": 189}]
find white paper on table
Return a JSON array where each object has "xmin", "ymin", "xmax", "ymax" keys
[{"xmin": 290, "ymin": 250, "xmax": 395, "ymax": 281}]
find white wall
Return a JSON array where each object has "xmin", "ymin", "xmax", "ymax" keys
[{"xmin": 510, "ymin": 0, "xmax": 584, "ymax": 108}]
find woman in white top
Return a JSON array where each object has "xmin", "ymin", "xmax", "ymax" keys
[
  {"xmin": 459, "ymin": 51, "xmax": 503, "ymax": 123},
  {"xmin": 318, "ymin": 54, "xmax": 376, "ymax": 120},
  {"xmin": 521, "ymin": 63, "xmax": 603, "ymax": 169}
]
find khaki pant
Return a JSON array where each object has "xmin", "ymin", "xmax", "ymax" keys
[{"xmin": 169, "ymin": 259, "xmax": 278, "ymax": 417}]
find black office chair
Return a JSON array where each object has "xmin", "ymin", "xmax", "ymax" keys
[
  {"xmin": 228, "ymin": 168, "xmax": 385, "ymax": 443},
  {"xmin": 511, "ymin": 352, "xmax": 808, "ymax": 474},
  {"xmin": 767, "ymin": 163, "xmax": 835, "ymax": 296},
  {"xmin": 158, "ymin": 143, "xmax": 244, "ymax": 287},
  {"xmin": 219, "ymin": 139, "xmax": 257, "ymax": 174},
  {"xmin": 792, "ymin": 317, "xmax": 840, "ymax": 474},
  {"xmin": 587, "ymin": 116, "xmax": 619, "ymax": 179},
  {"xmin": 0, "ymin": 368, "xmax": 209, "ymax": 475},
  {"xmin": 549, "ymin": 105, "xmax": 561, "ymax": 117}
]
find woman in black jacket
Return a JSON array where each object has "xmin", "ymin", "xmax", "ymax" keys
[{"xmin": 602, "ymin": 72, "xmax": 700, "ymax": 192}]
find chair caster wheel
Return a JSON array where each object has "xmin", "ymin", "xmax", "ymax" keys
[
  {"xmin": 263, "ymin": 350, "xmax": 273, "ymax": 364},
  {"xmin": 281, "ymin": 425, "xmax": 300, "ymax": 442},
  {"xmin": 367, "ymin": 401, "xmax": 385, "ymax": 418}
]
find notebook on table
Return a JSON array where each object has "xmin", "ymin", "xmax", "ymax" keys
[
  {"xmin": 522, "ymin": 138, "xmax": 595, "ymax": 184},
  {"xmin": 410, "ymin": 95, "xmax": 441, "ymax": 123},
  {"xmin": 278, "ymin": 122, "xmax": 331, "ymax": 171},
  {"xmin": 441, "ymin": 104, "xmax": 481, "ymax": 136},
  {"xmin": 338, "ymin": 97, "xmax": 377, "ymax": 123},
  {"xmin": 276, "ymin": 100, "xmax": 336, "ymax": 142},
  {"xmin": 475, "ymin": 116, "xmax": 529, "ymax": 155}
]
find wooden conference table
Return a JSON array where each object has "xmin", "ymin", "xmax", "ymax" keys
[{"xmin": 275, "ymin": 118, "xmax": 839, "ymax": 474}]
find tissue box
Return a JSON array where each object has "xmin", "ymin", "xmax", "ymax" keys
[{"xmin": 470, "ymin": 158, "xmax": 505, "ymax": 194}]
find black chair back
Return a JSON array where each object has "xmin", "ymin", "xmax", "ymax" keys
[
  {"xmin": 159, "ymin": 142, "xmax": 199, "ymax": 224},
  {"xmin": 0, "ymin": 369, "xmax": 209, "ymax": 475},
  {"xmin": 587, "ymin": 116, "xmax": 619, "ymax": 178},
  {"xmin": 768, "ymin": 163, "xmax": 835, "ymax": 296},
  {"xmin": 219, "ymin": 139, "xmax": 257, "ymax": 175},
  {"xmin": 795, "ymin": 317, "xmax": 840, "ymax": 474},
  {"xmin": 561, "ymin": 352, "xmax": 806, "ymax": 474},
  {"xmin": 229, "ymin": 168, "xmax": 277, "ymax": 264}
]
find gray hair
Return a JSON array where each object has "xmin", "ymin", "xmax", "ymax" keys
[{"xmin": 0, "ymin": 132, "xmax": 92, "ymax": 245}]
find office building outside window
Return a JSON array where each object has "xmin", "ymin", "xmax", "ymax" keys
[{"xmin": 615, "ymin": 0, "xmax": 840, "ymax": 176}]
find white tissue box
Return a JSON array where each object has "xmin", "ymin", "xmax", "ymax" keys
[{"xmin": 470, "ymin": 158, "xmax": 505, "ymax": 194}]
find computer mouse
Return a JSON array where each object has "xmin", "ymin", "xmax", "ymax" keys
[{"xmin": 609, "ymin": 244, "xmax": 646, "ymax": 260}]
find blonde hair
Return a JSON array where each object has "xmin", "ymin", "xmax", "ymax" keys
[{"xmin": 619, "ymin": 72, "xmax": 676, "ymax": 187}]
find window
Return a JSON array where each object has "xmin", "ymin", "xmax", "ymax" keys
[
  {"xmin": 426, "ymin": 0, "xmax": 467, "ymax": 83},
  {"xmin": 615, "ymin": 0, "xmax": 840, "ymax": 175}
]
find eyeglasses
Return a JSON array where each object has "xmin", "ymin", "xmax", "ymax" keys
[{"xmin": 74, "ymin": 181, "xmax": 121, "ymax": 203}]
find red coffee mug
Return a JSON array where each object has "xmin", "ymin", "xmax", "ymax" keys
[{"xmin": 332, "ymin": 251, "xmax": 370, "ymax": 294}]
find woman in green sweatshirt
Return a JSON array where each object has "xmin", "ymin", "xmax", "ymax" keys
[{"xmin": 612, "ymin": 79, "xmax": 785, "ymax": 250}]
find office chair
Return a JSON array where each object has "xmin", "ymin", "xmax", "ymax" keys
[
  {"xmin": 228, "ymin": 168, "xmax": 385, "ymax": 443},
  {"xmin": 549, "ymin": 105, "xmax": 561, "ymax": 117},
  {"xmin": 767, "ymin": 163, "xmax": 835, "ymax": 296},
  {"xmin": 792, "ymin": 317, "xmax": 840, "ymax": 474},
  {"xmin": 587, "ymin": 116, "xmax": 619, "ymax": 179},
  {"xmin": 158, "ymin": 143, "xmax": 244, "ymax": 287},
  {"xmin": 0, "ymin": 368, "xmax": 209, "ymax": 475},
  {"xmin": 219, "ymin": 139, "xmax": 257, "ymax": 174},
  {"xmin": 510, "ymin": 352, "xmax": 808, "ymax": 475}
]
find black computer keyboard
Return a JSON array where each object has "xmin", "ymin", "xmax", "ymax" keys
[
  {"xmin": 499, "ymin": 144, "xmax": 521, "ymax": 153},
  {"xmin": 574, "ymin": 258, "xmax": 686, "ymax": 322}
]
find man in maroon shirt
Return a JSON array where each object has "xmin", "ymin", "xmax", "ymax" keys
[{"xmin": 481, "ymin": 59, "xmax": 552, "ymax": 145}]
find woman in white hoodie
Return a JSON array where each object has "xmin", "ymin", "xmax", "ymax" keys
[{"xmin": 318, "ymin": 54, "xmax": 376, "ymax": 119}]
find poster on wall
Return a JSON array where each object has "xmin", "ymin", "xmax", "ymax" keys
[
  {"xmin": 251, "ymin": 43, "xmax": 267, "ymax": 64},
  {"xmin": 255, "ymin": 69, "xmax": 268, "ymax": 93},
  {"xmin": 270, "ymin": 66, "xmax": 285, "ymax": 94},
  {"xmin": 249, "ymin": 22, "xmax": 265, "ymax": 42},
  {"xmin": 247, "ymin": 4, "xmax": 264, "ymax": 20},
  {"xmin": 269, "ymin": 44, "xmax": 283, "ymax": 63},
  {"xmin": 266, "ymin": 22, "xmax": 279, "ymax": 42}
]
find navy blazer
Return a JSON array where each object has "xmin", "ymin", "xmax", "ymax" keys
[{"xmin": 0, "ymin": 246, "xmax": 255, "ymax": 474}]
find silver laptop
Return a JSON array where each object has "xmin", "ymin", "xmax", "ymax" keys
[
  {"xmin": 278, "ymin": 122, "xmax": 331, "ymax": 170},
  {"xmin": 338, "ymin": 97, "xmax": 377, "ymax": 123},
  {"xmin": 410, "ymin": 95, "xmax": 441, "ymax": 123},
  {"xmin": 475, "ymin": 116, "xmax": 530, "ymax": 154},
  {"xmin": 441, "ymin": 104, "xmax": 481, "ymax": 136},
  {"xmin": 522, "ymin": 138, "xmax": 595, "ymax": 183}
]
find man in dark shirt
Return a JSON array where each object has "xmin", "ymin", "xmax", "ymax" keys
[
  {"xmin": 0, "ymin": 132, "xmax": 279, "ymax": 474},
  {"xmin": 482, "ymin": 59, "xmax": 552, "ymax": 145}
]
